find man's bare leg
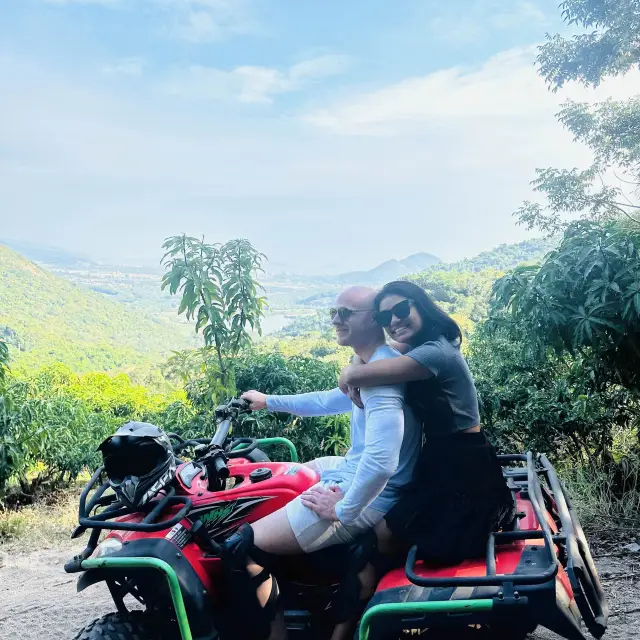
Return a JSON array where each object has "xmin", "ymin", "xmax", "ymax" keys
[
  {"xmin": 329, "ymin": 519, "xmax": 403, "ymax": 640},
  {"xmin": 247, "ymin": 507, "xmax": 302, "ymax": 640}
]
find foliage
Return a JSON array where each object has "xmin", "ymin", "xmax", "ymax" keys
[
  {"xmin": 276, "ymin": 311, "xmax": 333, "ymax": 338},
  {"xmin": 159, "ymin": 350, "xmax": 351, "ymax": 461},
  {"xmin": 233, "ymin": 351, "xmax": 350, "ymax": 460},
  {"xmin": 0, "ymin": 246, "xmax": 198, "ymax": 374},
  {"xmin": 407, "ymin": 269, "xmax": 503, "ymax": 327},
  {"xmin": 537, "ymin": 0, "xmax": 640, "ymax": 89},
  {"xmin": 419, "ymin": 238, "xmax": 557, "ymax": 274},
  {"xmin": 162, "ymin": 235, "xmax": 266, "ymax": 388},
  {"xmin": 0, "ymin": 365, "xmax": 182, "ymax": 502},
  {"xmin": 0, "ymin": 340, "xmax": 8, "ymax": 383},
  {"xmin": 517, "ymin": 0, "xmax": 640, "ymax": 234},
  {"xmin": 490, "ymin": 220, "xmax": 640, "ymax": 392},
  {"xmin": 468, "ymin": 322, "xmax": 638, "ymax": 465}
]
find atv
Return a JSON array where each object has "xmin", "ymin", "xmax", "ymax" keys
[{"xmin": 65, "ymin": 398, "xmax": 609, "ymax": 640}]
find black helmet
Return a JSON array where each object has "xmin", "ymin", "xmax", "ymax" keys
[{"xmin": 99, "ymin": 422, "xmax": 176, "ymax": 509}]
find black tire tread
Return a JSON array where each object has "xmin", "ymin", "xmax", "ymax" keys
[{"xmin": 73, "ymin": 612, "xmax": 158, "ymax": 640}]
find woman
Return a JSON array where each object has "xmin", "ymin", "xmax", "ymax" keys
[{"xmin": 339, "ymin": 279, "xmax": 514, "ymax": 568}]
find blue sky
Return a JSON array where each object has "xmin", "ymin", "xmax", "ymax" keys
[{"xmin": 1, "ymin": 0, "xmax": 638, "ymax": 273}]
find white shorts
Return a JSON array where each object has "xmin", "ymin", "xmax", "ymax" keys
[{"xmin": 285, "ymin": 456, "xmax": 385, "ymax": 553}]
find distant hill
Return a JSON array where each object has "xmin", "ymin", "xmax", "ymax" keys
[
  {"xmin": 422, "ymin": 237, "xmax": 557, "ymax": 275},
  {"xmin": 0, "ymin": 245, "xmax": 199, "ymax": 373},
  {"xmin": 270, "ymin": 252, "xmax": 442, "ymax": 288},
  {"xmin": 335, "ymin": 252, "xmax": 441, "ymax": 285},
  {"xmin": 0, "ymin": 238, "xmax": 99, "ymax": 269}
]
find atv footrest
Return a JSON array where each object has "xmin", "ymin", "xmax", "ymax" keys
[{"xmin": 358, "ymin": 598, "xmax": 494, "ymax": 640}]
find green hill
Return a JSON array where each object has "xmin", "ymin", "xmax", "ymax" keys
[
  {"xmin": 426, "ymin": 237, "xmax": 557, "ymax": 274},
  {"xmin": 0, "ymin": 245, "xmax": 199, "ymax": 373}
]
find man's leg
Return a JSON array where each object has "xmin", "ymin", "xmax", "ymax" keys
[
  {"xmin": 237, "ymin": 509, "xmax": 301, "ymax": 640},
  {"xmin": 302, "ymin": 456, "xmax": 345, "ymax": 476},
  {"xmin": 329, "ymin": 519, "xmax": 405, "ymax": 640}
]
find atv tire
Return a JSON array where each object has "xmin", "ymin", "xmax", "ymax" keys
[{"xmin": 73, "ymin": 612, "xmax": 160, "ymax": 640}]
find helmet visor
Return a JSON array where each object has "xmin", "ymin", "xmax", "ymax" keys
[{"xmin": 101, "ymin": 437, "xmax": 168, "ymax": 484}]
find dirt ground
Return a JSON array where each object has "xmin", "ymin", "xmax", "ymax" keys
[{"xmin": 1, "ymin": 540, "xmax": 639, "ymax": 640}]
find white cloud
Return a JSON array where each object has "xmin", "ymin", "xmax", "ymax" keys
[
  {"xmin": 43, "ymin": 0, "xmax": 122, "ymax": 5},
  {"xmin": 155, "ymin": 0, "xmax": 259, "ymax": 43},
  {"xmin": 44, "ymin": 0, "xmax": 258, "ymax": 43},
  {"xmin": 3, "ymin": 45, "xmax": 639, "ymax": 272},
  {"xmin": 163, "ymin": 54, "xmax": 351, "ymax": 104},
  {"xmin": 302, "ymin": 47, "xmax": 640, "ymax": 136},
  {"xmin": 425, "ymin": 1, "xmax": 546, "ymax": 46},
  {"xmin": 102, "ymin": 57, "xmax": 146, "ymax": 77}
]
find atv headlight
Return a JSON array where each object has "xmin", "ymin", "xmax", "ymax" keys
[{"xmin": 93, "ymin": 537, "xmax": 123, "ymax": 559}]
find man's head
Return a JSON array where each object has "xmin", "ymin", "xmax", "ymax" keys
[{"xmin": 331, "ymin": 286, "xmax": 384, "ymax": 349}]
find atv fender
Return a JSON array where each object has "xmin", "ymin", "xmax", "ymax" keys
[{"xmin": 77, "ymin": 538, "xmax": 217, "ymax": 640}]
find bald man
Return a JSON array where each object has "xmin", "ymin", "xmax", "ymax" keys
[{"xmin": 228, "ymin": 287, "xmax": 421, "ymax": 639}]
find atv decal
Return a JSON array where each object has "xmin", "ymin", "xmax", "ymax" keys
[
  {"xmin": 284, "ymin": 465, "xmax": 301, "ymax": 476},
  {"xmin": 188, "ymin": 496, "xmax": 273, "ymax": 539},
  {"xmin": 165, "ymin": 523, "xmax": 191, "ymax": 549}
]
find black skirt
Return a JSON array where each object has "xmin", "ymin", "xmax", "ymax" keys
[{"xmin": 385, "ymin": 431, "xmax": 514, "ymax": 565}]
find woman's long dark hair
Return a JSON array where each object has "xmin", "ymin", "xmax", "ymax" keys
[{"xmin": 374, "ymin": 280, "xmax": 462, "ymax": 346}]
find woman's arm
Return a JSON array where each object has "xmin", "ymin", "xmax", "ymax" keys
[
  {"xmin": 387, "ymin": 340, "xmax": 412, "ymax": 354},
  {"xmin": 340, "ymin": 355, "xmax": 433, "ymax": 388}
]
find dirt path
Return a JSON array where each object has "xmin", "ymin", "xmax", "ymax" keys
[{"xmin": 1, "ymin": 543, "xmax": 639, "ymax": 639}]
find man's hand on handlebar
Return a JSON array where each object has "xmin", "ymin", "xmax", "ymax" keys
[{"xmin": 241, "ymin": 390, "xmax": 267, "ymax": 411}]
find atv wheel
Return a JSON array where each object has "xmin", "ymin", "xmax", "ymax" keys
[{"xmin": 73, "ymin": 612, "xmax": 160, "ymax": 640}]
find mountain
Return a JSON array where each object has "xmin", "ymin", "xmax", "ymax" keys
[
  {"xmin": 269, "ymin": 252, "xmax": 442, "ymax": 288},
  {"xmin": 422, "ymin": 237, "xmax": 557, "ymax": 275},
  {"xmin": 336, "ymin": 252, "xmax": 441, "ymax": 285},
  {"xmin": 0, "ymin": 238, "xmax": 99, "ymax": 269},
  {"xmin": 0, "ymin": 245, "xmax": 199, "ymax": 373}
]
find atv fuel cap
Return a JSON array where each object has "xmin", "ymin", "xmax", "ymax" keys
[{"xmin": 249, "ymin": 468, "xmax": 272, "ymax": 483}]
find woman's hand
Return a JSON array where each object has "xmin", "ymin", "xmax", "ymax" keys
[
  {"xmin": 300, "ymin": 485, "xmax": 344, "ymax": 521},
  {"xmin": 338, "ymin": 365, "xmax": 355, "ymax": 395},
  {"xmin": 240, "ymin": 390, "xmax": 267, "ymax": 411},
  {"xmin": 339, "ymin": 364, "xmax": 364, "ymax": 409},
  {"xmin": 348, "ymin": 386, "xmax": 363, "ymax": 409}
]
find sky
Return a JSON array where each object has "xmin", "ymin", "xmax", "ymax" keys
[{"xmin": 1, "ymin": 1, "xmax": 639, "ymax": 274}]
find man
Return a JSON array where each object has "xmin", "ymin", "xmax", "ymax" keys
[{"xmin": 224, "ymin": 286, "xmax": 420, "ymax": 640}]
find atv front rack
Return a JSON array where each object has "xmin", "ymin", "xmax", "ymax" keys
[{"xmin": 67, "ymin": 437, "xmax": 299, "ymax": 568}]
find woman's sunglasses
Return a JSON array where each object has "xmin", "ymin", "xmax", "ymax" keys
[
  {"xmin": 329, "ymin": 307, "xmax": 371, "ymax": 322},
  {"xmin": 374, "ymin": 299, "xmax": 412, "ymax": 327}
]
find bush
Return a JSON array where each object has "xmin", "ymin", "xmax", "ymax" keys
[
  {"xmin": 468, "ymin": 322, "xmax": 639, "ymax": 465},
  {"xmin": 233, "ymin": 351, "xmax": 349, "ymax": 461},
  {"xmin": 0, "ymin": 364, "xmax": 183, "ymax": 503}
]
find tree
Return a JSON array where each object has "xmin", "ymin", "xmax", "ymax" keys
[
  {"xmin": 0, "ymin": 340, "xmax": 8, "ymax": 383},
  {"xmin": 490, "ymin": 220, "xmax": 640, "ymax": 392},
  {"xmin": 537, "ymin": 0, "xmax": 640, "ymax": 89},
  {"xmin": 161, "ymin": 235, "xmax": 266, "ymax": 392},
  {"xmin": 494, "ymin": 0, "xmax": 640, "ymax": 392},
  {"xmin": 468, "ymin": 321, "xmax": 636, "ymax": 464},
  {"xmin": 516, "ymin": 0, "xmax": 640, "ymax": 234}
]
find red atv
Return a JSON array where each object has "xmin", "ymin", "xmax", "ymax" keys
[{"xmin": 65, "ymin": 398, "xmax": 608, "ymax": 640}]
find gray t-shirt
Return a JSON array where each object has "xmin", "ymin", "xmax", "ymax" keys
[{"xmin": 405, "ymin": 336, "xmax": 480, "ymax": 434}]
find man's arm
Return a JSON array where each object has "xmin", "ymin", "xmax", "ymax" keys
[
  {"xmin": 333, "ymin": 386, "xmax": 404, "ymax": 525},
  {"xmin": 242, "ymin": 388, "xmax": 352, "ymax": 417}
]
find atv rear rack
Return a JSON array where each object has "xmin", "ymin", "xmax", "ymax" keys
[{"xmin": 403, "ymin": 451, "xmax": 607, "ymax": 639}]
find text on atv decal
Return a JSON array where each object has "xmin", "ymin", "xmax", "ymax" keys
[{"xmin": 188, "ymin": 496, "xmax": 273, "ymax": 538}]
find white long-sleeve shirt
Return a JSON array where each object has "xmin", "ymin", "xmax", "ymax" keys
[{"xmin": 266, "ymin": 344, "xmax": 421, "ymax": 525}]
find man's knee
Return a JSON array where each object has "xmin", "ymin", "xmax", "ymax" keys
[
  {"xmin": 302, "ymin": 459, "xmax": 320, "ymax": 473},
  {"xmin": 219, "ymin": 524, "xmax": 279, "ymax": 639}
]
